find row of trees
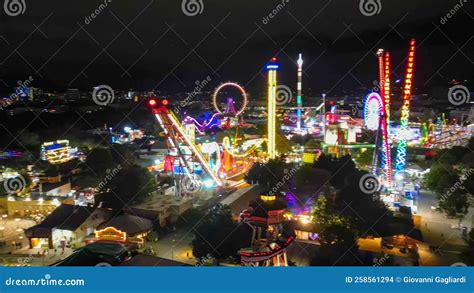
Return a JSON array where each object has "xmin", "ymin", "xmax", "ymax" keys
[
  {"xmin": 244, "ymin": 154, "xmax": 401, "ymax": 265},
  {"xmin": 75, "ymin": 145, "xmax": 157, "ymax": 208},
  {"xmin": 425, "ymin": 140, "xmax": 474, "ymax": 222}
]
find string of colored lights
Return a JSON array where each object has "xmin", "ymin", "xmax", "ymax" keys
[
  {"xmin": 395, "ymin": 39, "xmax": 416, "ymax": 174},
  {"xmin": 184, "ymin": 113, "xmax": 220, "ymax": 131},
  {"xmin": 382, "ymin": 51, "xmax": 392, "ymax": 187},
  {"xmin": 296, "ymin": 53, "xmax": 303, "ymax": 131},
  {"xmin": 266, "ymin": 58, "xmax": 278, "ymax": 160},
  {"xmin": 221, "ymin": 136, "xmax": 263, "ymax": 158}
]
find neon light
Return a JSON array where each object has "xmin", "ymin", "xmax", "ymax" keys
[
  {"xmin": 266, "ymin": 58, "xmax": 278, "ymax": 159},
  {"xmin": 296, "ymin": 53, "xmax": 303, "ymax": 131},
  {"xmin": 395, "ymin": 39, "xmax": 416, "ymax": 173},
  {"xmin": 364, "ymin": 92, "xmax": 390, "ymax": 183},
  {"xmin": 380, "ymin": 50, "xmax": 392, "ymax": 187},
  {"xmin": 95, "ymin": 227, "xmax": 127, "ymax": 242},
  {"xmin": 212, "ymin": 82, "xmax": 248, "ymax": 116},
  {"xmin": 364, "ymin": 93, "xmax": 383, "ymax": 130},
  {"xmin": 158, "ymin": 112, "xmax": 222, "ymax": 186}
]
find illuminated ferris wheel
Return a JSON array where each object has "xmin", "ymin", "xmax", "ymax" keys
[
  {"xmin": 364, "ymin": 92, "xmax": 390, "ymax": 179},
  {"xmin": 364, "ymin": 93, "xmax": 384, "ymax": 131},
  {"xmin": 212, "ymin": 82, "xmax": 248, "ymax": 116}
]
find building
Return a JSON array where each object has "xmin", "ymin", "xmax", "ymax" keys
[{"xmin": 24, "ymin": 204, "xmax": 112, "ymax": 249}]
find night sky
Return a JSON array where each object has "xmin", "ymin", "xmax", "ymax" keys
[{"xmin": 0, "ymin": 0, "xmax": 472, "ymax": 95}]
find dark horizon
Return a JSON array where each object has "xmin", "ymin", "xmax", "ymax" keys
[{"xmin": 0, "ymin": 0, "xmax": 472, "ymax": 95}]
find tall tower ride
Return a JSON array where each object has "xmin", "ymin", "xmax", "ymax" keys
[
  {"xmin": 296, "ymin": 53, "xmax": 303, "ymax": 131},
  {"xmin": 266, "ymin": 58, "xmax": 279, "ymax": 160}
]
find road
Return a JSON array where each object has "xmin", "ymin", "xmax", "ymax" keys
[{"xmin": 415, "ymin": 188, "xmax": 466, "ymax": 265}]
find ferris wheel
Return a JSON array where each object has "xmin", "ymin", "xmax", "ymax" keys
[
  {"xmin": 364, "ymin": 92, "xmax": 391, "ymax": 180},
  {"xmin": 212, "ymin": 82, "xmax": 248, "ymax": 116},
  {"xmin": 364, "ymin": 92, "xmax": 384, "ymax": 130}
]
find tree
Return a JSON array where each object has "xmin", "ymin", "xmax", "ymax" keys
[
  {"xmin": 192, "ymin": 204, "xmax": 250, "ymax": 264},
  {"xmin": 177, "ymin": 208, "xmax": 205, "ymax": 228},
  {"xmin": 462, "ymin": 229, "xmax": 474, "ymax": 265},
  {"xmin": 96, "ymin": 165, "xmax": 157, "ymax": 208},
  {"xmin": 354, "ymin": 148, "xmax": 374, "ymax": 169},
  {"xmin": 85, "ymin": 148, "xmax": 114, "ymax": 173}
]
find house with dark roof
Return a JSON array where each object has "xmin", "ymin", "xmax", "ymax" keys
[{"xmin": 25, "ymin": 204, "xmax": 112, "ymax": 249}]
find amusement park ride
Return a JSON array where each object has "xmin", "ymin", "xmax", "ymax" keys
[{"xmin": 144, "ymin": 43, "xmax": 469, "ymax": 266}]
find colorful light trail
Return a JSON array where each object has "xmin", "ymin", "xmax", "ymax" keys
[{"xmin": 395, "ymin": 39, "xmax": 416, "ymax": 174}]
